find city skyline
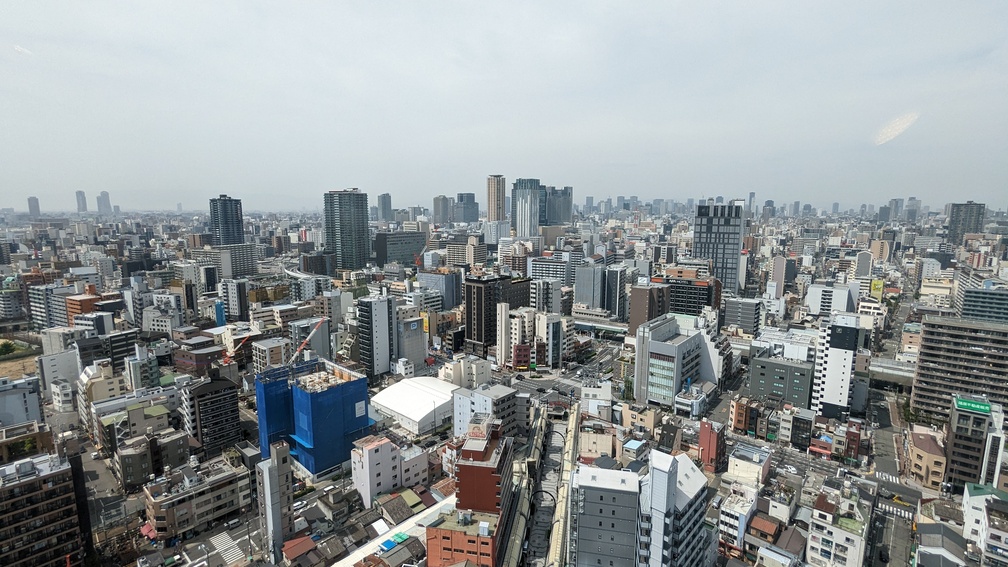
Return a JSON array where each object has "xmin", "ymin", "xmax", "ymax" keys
[{"xmin": 3, "ymin": 3, "xmax": 1006, "ymax": 211}]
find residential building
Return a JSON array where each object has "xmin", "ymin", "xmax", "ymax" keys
[
  {"xmin": 628, "ymin": 282, "xmax": 671, "ymax": 335},
  {"xmin": 324, "ymin": 188, "xmax": 370, "ymax": 270},
  {"xmin": 805, "ymin": 477, "xmax": 874, "ymax": 567},
  {"xmin": 257, "ymin": 440, "xmax": 294, "ymax": 565},
  {"xmin": 76, "ymin": 190, "xmax": 87, "ymax": 212},
  {"xmin": 252, "ymin": 337, "xmax": 292, "ymax": 374},
  {"xmin": 290, "ymin": 317, "xmax": 331, "ymax": 362},
  {"xmin": 114, "ymin": 427, "xmax": 190, "ymax": 492},
  {"xmin": 143, "ymin": 455, "xmax": 252, "ymax": 542},
  {"xmin": 723, "ymin": 297, "xmax": 763, "ymax": 336},
  {"xmin": 910, "ymin": 316, "xmax": 1008, "ymax": 423},
  {"xmin": 191, "ymin": 243, "xmax": 258, "ymax": 279},
  {"xmin": 907, "ymin": 431, "xmax": 945, "ymax": 491},
  {"xmin": 698, "ymin": 418, "xmax": 727, "ymax": 473},
  {"xmin": 487, "ymin": 175, "xmax": 506, "ymax": 222},
  {"xmin": 692, "ymin": 201, "xmax": 745, "ymax": 293},
  {"xmin": 209, "ymin": 194, "xmax": 244, "ymax": 246},
  {"xmin": 219, "ymin": 278, "xmax": 250, "ymax": 322},
  {"xmin": 357, "ymin": 296, "xmax": 397, "ymax": 380},
  {"xmin": 351, "ymin": 434, "xmax": 429, "ymax": 508},
  {"xmin": 426, "ymin": 418, "xmax": 515, "ymax": 567},
  {"xmin": 642, "ymin": 450, "xmax": 709, "ymax": 567},
  {"xmin": 0, "ymin": 453, "xmax": 91, "ymax": 567},
  {"xmin": 453, "ymin": 384, "xmax": 521, "ymax": 439},
  {"xmin": 569, "ymin": 466, "xmax": 640, "ymax": 567},
  {"xmin": 946, "ymin": 201, "xmax": 986, "ymax": 245},
  {"xmin": 180, "ymin": 377, "xmax": 241, "ymax": 457},
  {"xmin": 812, "ymin": 313, "xmax": 869, "ymax": 419}
]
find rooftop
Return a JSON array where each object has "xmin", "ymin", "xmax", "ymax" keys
[
  {"xmin": 573, "ymin": 465, "xmax": 640, "ymax": 493},
  {"xmin": 428, "ymin": 509, "xmax": 499, "ymax": 537}
]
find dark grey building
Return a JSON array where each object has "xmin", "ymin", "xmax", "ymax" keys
[
  {"xmin": 570, "ymin": 467, "xmax": 640, "ymax": 567},
  {"xmin": 947, "ymin": 201, "xmax": 985, "ymax": 245},
  {"xmin": 181, "ymin": 377, "xmax": 241, "ymax": 457},
  {"xmin": 961, "ymin": 283, "xmax": 1008, "ymax": 324},
  {"xmin": 723, "ymin": 297, "xmax": 763, "ymax": 336},
  {"xmin": 373, "ymin": 231, "xmax": 426, "ymax": 267},
  {"xmin": 747, "ymin": 357, "xmax": 815, "ymax": 410},
  {"xmin": 454, "ymin": 193, "xmax": 479, "ymax": 223},
  {"xmin": 416, "ymin": 269, "xmax": 463, "ymax": 310},
  {"xmin": 75, "ymin": 190, "xmax": 88, "ymax": 213},
  {"xmin": 546, "ymin": 186, "xmax": 573, "ymax": 225},
  {"xmin": 574, "ymin": 265, "xmax": 606, "ymax": 309},
  {"xmin": 692, "ymin": 202, "xmax": 744, "ymax": 293},
  {"xmin": 27, "ymin": 196, "xmax": 40, "ymax": 218},
  {"xmin": 945, "ymin": 393, "xmax": 1004, "ymax": 492},
  {"xmin": 377, "ymin": 192, "xmax": 393, "ymax": 222},
  {"xmin": 324, "ymin": 188, "xmax": 369, "ymax": 270},
  {"xmin": 209, "ymin": 194, "xmax": 244, "ymax": 246}
]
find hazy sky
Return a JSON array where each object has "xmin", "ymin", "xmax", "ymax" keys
[{"xmin": 3, "ymin": 3, "xmax": 1007, "ymax": 213}]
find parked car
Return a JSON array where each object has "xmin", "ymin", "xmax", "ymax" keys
[{"xmin": 536, "ymin": 387, "xmax": 546, "ymax": 393}]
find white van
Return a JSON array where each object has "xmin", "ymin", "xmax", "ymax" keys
[{"xmin": 225, "ymin": 519, "xmax": 241, "ymax": 530}]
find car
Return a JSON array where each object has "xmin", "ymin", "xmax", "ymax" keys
[
  {"xmin": 783, "ymin": 465, "xmax": 798, "ymax": 475},
  {"xmin": 536, "ymin": 387, "xmax": 546, "ymax": 393},
  {"xmin": 514, "ymin": 375, "xmax": 524, "ymax": 381},
  {"xmin": 292, "ymin": 501, "xmax": 307, "ymax": 511},
  {"xmin": 225, "ymin": 519, "xmax": 242, "ymax": 530},
  {"xmin": 879, "ymin": 548, "xmax": 890, "ymax": 563},
  {"xmin": 91, "ymin": 452, "xmax": 100, "ymax": 460}
]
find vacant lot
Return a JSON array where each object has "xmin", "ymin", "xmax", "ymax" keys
[{"xmin": 0, "ymin": 355, "xmax": 37, "ymax": 378}]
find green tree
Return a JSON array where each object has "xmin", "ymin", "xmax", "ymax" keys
[{"xmin": 0, "ymin": 341, "xmax": 15, "ymax": 356}]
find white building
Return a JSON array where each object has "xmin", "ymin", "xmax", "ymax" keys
[
  {"xmin": 370, "ymin": 376, "xmax": 457, "ymax": 436},
  {"xmin": 813, "ymin": 312, "xmax": 869, "ymax": 418},
  {"xmin": 50, "ymin": 378, "xmax": 75, "ymax": 412},
  {"xmin": 805, "ymin": 281, "xmax": 858, "ymax": 317},
  {"xmin": 633, "ymin": 315, "xmax": 707, "ymax": 407},
  {"xmin": 350, "ymin": 434, "xmax": 429, "ymax": 508},
  {"xmin": 252, "ymin": 338, "xmax": 292, "ymax": 375},
  {"xmin": 453, "ymin": 383, "xmax": 522, "ymax": 439},
  {"xmin": 0, "ymin": 376, "xmax": 44, "ymax": 427},
  {"xmin": 806, "ymin": 478, "xmax": 874, "ymax": 567},
  {"xmin": 718, "ymin": 483, "xmax": 758, "ymax": 558},
  {"xmin": 35, "ymin": 349, "xmax": 81, "ymax": 399},
  {"xmin": 257, "ymin": 440, "xmax": 294, "ymax": 565},
  {"xmin": 438, "ymin": 355, "xmax": 491, "ymax": 389},
  {"xmin": 642, "ymin": 450, "xmax": 710, "ymax": 567}
]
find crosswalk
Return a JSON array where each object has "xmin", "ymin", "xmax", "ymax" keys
[
  {"xmin": 210, "ymin": 531, "xmax": 245, "ymax": 565},
  {"xmin": 874, "ymin": 471, "xmax": 900, "ymax": 484},
  {"xmin": 877, "ymin": 502, "xmax": 914, "ymax": 520}
]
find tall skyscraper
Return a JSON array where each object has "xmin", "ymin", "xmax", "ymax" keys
[
  {"xmin": 692, "ymin": 201, "xmax": 744, "ymax": 293},
  {"xmin": 96, "ymin": 191, "xmax": 113, "ymax": 215},
  {"xmin": 432, "ymin": 195, "xmax": 452, "ymax": 224},
  {"xmin": 323, "ymin": 188, "xmax": 369, "ymax": 270},
  {"xmin": 27, "ymin": 196, "xmax": 40, "ymax": 218},
  {"xmin": 545, "ymin": 185, "xmax": 573, "ymax": 225},
  {"xmin": 455, "ymin": 192, "xmax": 479, "ymax": 223},
  {"xmin": 75, "ymin": 190, "xmax": 88, "ymax": 213},
  {"xmin": 888, "ymin": 197, "xmax": 904, "ymax": 221},
  {"xmin": 511, "ymin": 179, "xmax": 542, "ymax": 237},
  {"xmin": 209, "ymin": 194, "xmax": 244, "ymax": 246},
  {"xmin": 947, "ymin": 201, "xmax": 986, "ymax": 246},
  {"xmin": 487, "ymin": 174, "xmax": 506, "ymax": 222},
  {"xmin": 377, "ymin": 192, "xmax": 393, "ymax": 222},
  {"xmin": 584, "ymin": 195, "xmax": 594, "ymax": 213}
]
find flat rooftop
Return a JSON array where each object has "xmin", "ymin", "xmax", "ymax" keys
[{"xmin": 429, "ymin": 509, "xmax": 498, "ymax": 537}]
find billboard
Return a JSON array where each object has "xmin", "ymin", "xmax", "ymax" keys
[{"xmin": 870, "ymin": 279, "xmax": 884, "ymax": 302}]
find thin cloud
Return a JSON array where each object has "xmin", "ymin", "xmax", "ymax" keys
[
  {"xmin": 13, "ymin": 45, "xmax": 33, "ymax": 56},
  {"xmin": 874, "ymin": 112, "xmax": 920, "ymax": 146}
]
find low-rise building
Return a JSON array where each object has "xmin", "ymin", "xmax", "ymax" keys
[
  {"xmin": 142, "ymin": 454, "xmax": 252, "ymax": 542},
  {"xmin": 908, "ymin": 431, "xmax": 946, "ymax": 491},
  {"xmin": 805, "ymin": 478, "xmax": 874, "ymax": 567},
  {"xmin": 114, "ymin": 427, "xmax": 190, "ymax": 492},
  {"xmin": 351, "ymin": 434, "xmax": 429, "ymax": 508}
]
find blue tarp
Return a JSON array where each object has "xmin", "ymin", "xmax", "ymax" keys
[{"xmin": 379, "ymin": 540, "xmax": 397, "ymax": 552}]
